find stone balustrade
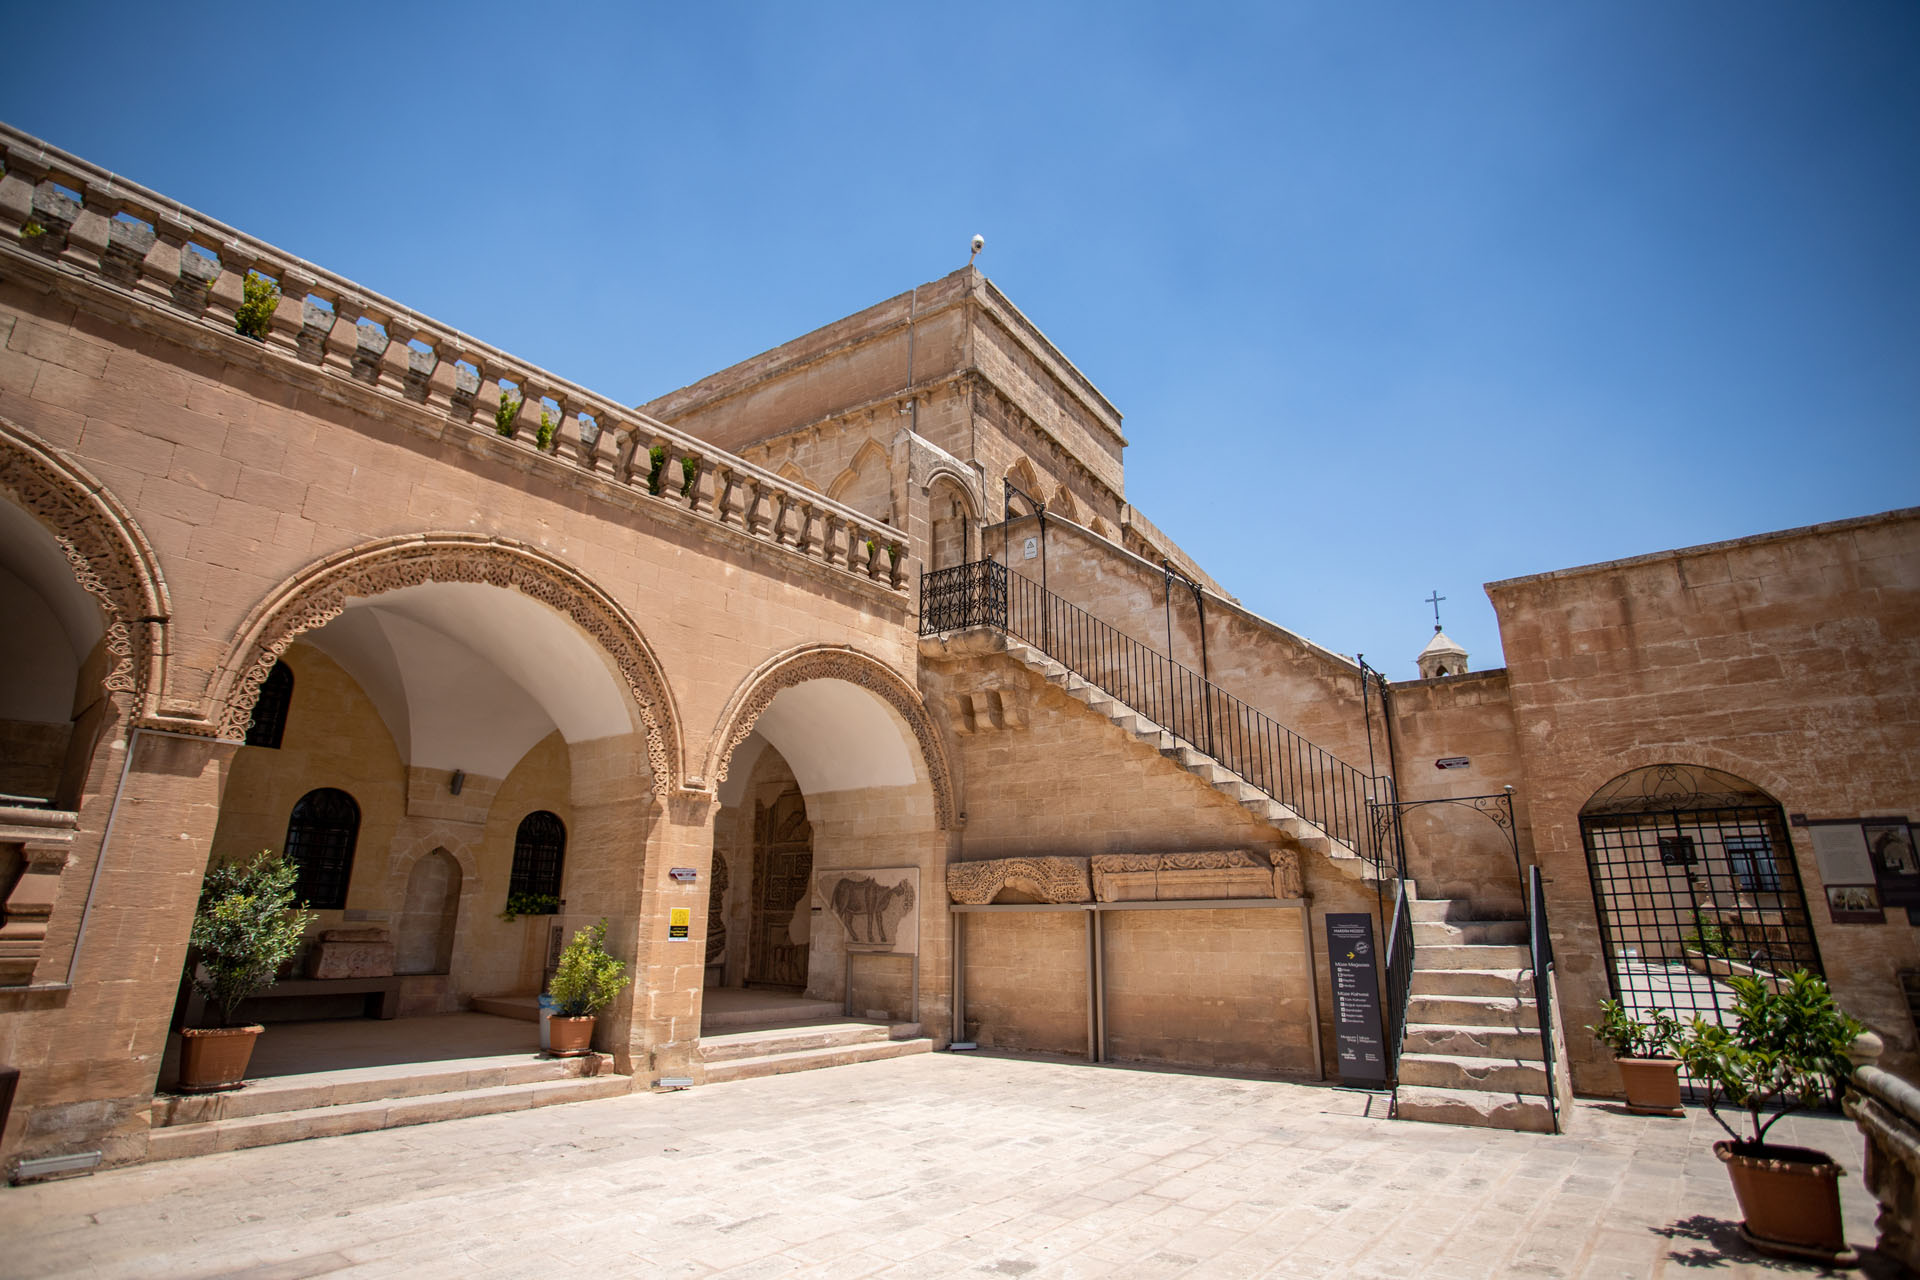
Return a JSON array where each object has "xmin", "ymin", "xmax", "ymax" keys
[
  {"xmin": 1846, "ymin": 1064, "xmax": 1920, "ymax": 1273},
  {"xmin": 0, "ymin": 124, "xmax": 908, "ymax": 593}
]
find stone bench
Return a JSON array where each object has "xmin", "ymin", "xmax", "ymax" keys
[{"xmin": 185, "ymin": 976, "xmax": 402, "ymax": 1025}]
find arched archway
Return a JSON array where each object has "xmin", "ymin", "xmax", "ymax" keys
[
  {"xmin": 1579, "ymin": 763, "xmax": 1823, "ymax": 1037},
  {"xmin": 926, "ymin": 474, "xmax": 978, "ymax": 571}
]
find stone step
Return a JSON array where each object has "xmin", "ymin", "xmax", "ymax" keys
[
  {"xmin": 146, "ymin": 1072, "xmax": 633, "ymax": 1162},
  {"xmin": 1394, "ymin": 1085, "xmax": 1554, "ymax": 1134},
  {"xmin": 1406, "ymin": 993, "xmax": 1533, "ymax": 1027},
  {"xmin": 697, "ymin": 1020, "xmax": 892, "ymax": 1063},
  {"xmin": 1403, "ymin": 1023, "xmax": 1543, "ymax": 1061},
  {"xmin": 698, "ymin": 996, "xmax": 844, "ymax": 1031},
  {"xmin": 1410, "ymin": 968, "xmax": 1534, "ymax": 998},
  {"xmin": 701, "ymin": 1036, "xmax": 934, "ymax": 1085},
  {"xmin": 470, "ymin": 994, "xmax": 539, "ymax": 1021},
  {"xmin": 1414, "ymin": 944, "xmax": 1531, "ymax": 971},
  {"xmin": 150, "ymin": 1052, "xmax": 614, "ymax": 1127},
  {"xmin": 1409, "ymin": 898, "xmax": 1504, "ymax": 924},
  {"xmin": 1397, "ymin": 1052, "xmax": 1550, "ymax": 1095},
  {"xmin": 1413, "ymin": 920, "xmax": 1527, "ymax": 947}
]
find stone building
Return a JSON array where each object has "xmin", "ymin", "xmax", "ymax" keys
[{"xmin": 0, "ymin": 122, "xmax": 1914, "ymax": 1171}]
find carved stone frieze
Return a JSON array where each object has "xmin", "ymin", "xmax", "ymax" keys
[
  {"xmin": 947, "ymin": 856, "xmax": 1091, "ymax": 905},
  {"xmin": 1089, "ymin": 849, "xmax": 1299, "ymax": 903},
  {"xmin": 708, "ymin": 646, "xmax": 956, "ymax": 830},
  {"xmin": 216, "ymin": 536, "xmax": 678, "ymax": 795}
]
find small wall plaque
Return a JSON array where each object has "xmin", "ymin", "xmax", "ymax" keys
[
  {"xmin": 1435, "ymin": 756, "xmax": 1471, "ymax": 770},
  {"xmin": 1022, "ymin": 536, "xmax": 1038, "ymax": 560},
  {"xmin": 668, "ymin": 907, "xmax": 691, "ymax": 940},
  {"xmin": 669, "ymin": 867, "xmax": 698, "ymax": 883}
]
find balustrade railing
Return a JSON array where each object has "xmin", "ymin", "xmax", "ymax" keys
[
  {"xmin": 0, "ymin": 124, "xmax": 906, "ymax": 593},
  {"xmin": 921, "ymin": 558, "xmax": 1392, "ymax": 869},
  {"xmin": 1383, "ymin": 879, "xmax": 1415, "ymax": 1081},
  {"xmin": 1529, "ymin": 864, "xmax": 1561, "ymax": 1134}
]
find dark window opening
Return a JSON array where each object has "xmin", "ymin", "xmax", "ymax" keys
[
  {"xmin": 285, "ymin": 787, "xmax": 360, "ymax": 910},
  {"xmin": 244, "ymin": 661, "xmax": 294, "ymax": 749},
  {"xmin": 509, "ymin": 810, "xmax": 566, "ymax": 903}
]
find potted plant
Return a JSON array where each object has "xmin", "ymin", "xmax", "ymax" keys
[
  {"xmin": 545, "ymin": 919, "xmax": 630, "ymax": 1057},
  {"xmin": 179, "ymin": 851, "xmax": 313, "ymax": 1091},
  {"xmin": 1589, "ymin": 999, "xmax": 1684, "ymax": 1116},
  {"xmin": 1676, "ymin": 970, "xmax": 1864, "ymax": 1264}
]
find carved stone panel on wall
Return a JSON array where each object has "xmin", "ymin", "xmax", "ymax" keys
[
  {"xmin": 946, "ymin": 856, "xmax": 1091, "ymax": 905},
  {"xmin": 819, "ymin": 867, "xmax": 919, "ymax": 954},
  {"xmin": 1090, "ymin": 850, "xmax": 1300, "ymax": 902}
]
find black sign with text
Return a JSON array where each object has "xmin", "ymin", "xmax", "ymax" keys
[{"xmin": 1326, "ymin": 913, "xmax": 1388, "ymax": 1087}]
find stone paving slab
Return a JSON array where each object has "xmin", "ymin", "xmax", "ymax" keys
[{"xmin": 0, "ymin": 1052, "xmax": 1899, "ymax": 1278}]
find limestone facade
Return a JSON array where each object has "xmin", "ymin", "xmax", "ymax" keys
[{"xmin": 0, "ymin": 122, "xmax": 1914, "ymax": 1174}]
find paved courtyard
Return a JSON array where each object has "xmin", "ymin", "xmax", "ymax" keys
[{"xmin": 0, "ymin": 1052, "xmax": 1896, "ymax": 1278}]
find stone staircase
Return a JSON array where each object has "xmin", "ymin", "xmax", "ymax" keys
[
  {"xmin": 1393, "ymin": 893, "xmax": 1554, "ymax": 1133},
  {"xmin": 147, "ymin": 1050, "xmax": 628, "ymax": 1161},
  {"xmin": 999, "ymin": 638, "xmax": 1380, "ymax": 883},
  {"xmin": 698, "ymin": 1019, "xmax": 933, "ymax": 1084}
]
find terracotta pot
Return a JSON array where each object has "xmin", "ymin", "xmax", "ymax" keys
[
  {"xmin": 177, "ymin": 1025, "xmax": 263, "ymax": 1092},
  {"xmin": 549, "ymin": 1015, "xmax": 596, "ymax": 1057},
  {"xmin": 1714, "ymin": 1140, "xmax": 1851, "ymax": 1261},
  {"xmin": 1616, "ymin": 1056, "xmax": 1684, "ymax": 1116}
]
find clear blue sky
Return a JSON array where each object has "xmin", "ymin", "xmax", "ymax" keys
[{"xmin": 6, "ymin": 3, "xmax": 1915, "ymax": 676}]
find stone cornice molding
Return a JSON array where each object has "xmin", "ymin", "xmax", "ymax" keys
[
  {"xmin": 0, "ymin": 417, "xmax": 172, "ymax": 723},
  {"xmin": 209, "ymin": 533, "xmax": 684, "ymax": 797},
  {"xmin": 699, "ymin": 644, "xmax": 956, "ymax": 830}
]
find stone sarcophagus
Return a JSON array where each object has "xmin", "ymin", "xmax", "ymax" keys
[
  {"xmin": 306, "ymin": 927, "xmax": 395, "ymax": 979},
  {"xmin": 1089, "ymin": 849, "xmax": 1302, "ymax": 902}
]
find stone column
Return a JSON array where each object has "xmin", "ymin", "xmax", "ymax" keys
[
  {"xmin": 623, "ymin": 787, "xmax": 718, "ymax": 1082},
  {"xmin": 136, "ymin": 212, "xmax": 190, "ymax": 307},
  {"xmin": 558, "ymin": 734, "xmax": 656, "ymax": 1078},
  {"xmin": 60, "ymin": 183, "xmax": 114, "ymax": 273}
]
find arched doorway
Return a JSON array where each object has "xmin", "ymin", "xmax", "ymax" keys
[{"xmin": 1580, "ymin": 763, "xmax": 1823, "ymax": 1032}]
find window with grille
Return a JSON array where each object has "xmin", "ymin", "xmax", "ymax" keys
[
  {"xmin": 285, "ymin": 787, "xmax": 360, "ymax": 910},
  {"xmin": 244, "ymin": 661, "xmax": 294, "ymax": 749},
  {"xmin": 510, "ymin": 810, "xmax": 566, "ymax": 901},
  {"xmin": 1726, "ymin": 835, "xmax": 1782, "ymax": 893}
]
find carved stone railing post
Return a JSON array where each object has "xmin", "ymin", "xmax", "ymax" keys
[
  {"xmin": 378, "ymin": 314, "xmax": 416, "ymax": 398},
  {"xmin": 137, "ymin": 210, "xmax": 189, "ymax": 306},
  {"xmin": 422, "ymin": 332, "xmax": 460, "ymax": 415},
  {"xmin": 321, "ymin": 292, "xmax": 361, "ymax": 376},
  {"xmin": 268, "ymin": 266, "xmax": 316, "ymax": 359},
  {"xmin": 822, "ymin": 514, "xmax": 845, "ymax": 568},
  {"xmin": 61, "ymin": 182, "xmax": 114, "ymax": 273},
  {"xmin": 0, "ymin": 808, "xmax": 79, "ymax": 987},
  {"xmin": 771, "ymin": 491, "xmax": 795, "ymax": 545},
  {"xmin": 0, "ymin": 146, "xmax": 44, "ymax": 238},
  {"xmin": 794, "ymin": 502, "xmax": 816, "ymax": 557},
  {"xmin": 204, "ymin": 240, "xmax": 257, "ymax": 333},
  {"xmin": 547, "ymin": 392, "xmax": 573, "ymax": 457},
  {"xmin": 575, "ymin": 411, "xmax": 604, "ymax": 472}
]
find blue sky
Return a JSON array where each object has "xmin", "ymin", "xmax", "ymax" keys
[{"xmin": 5, "ymin": 3, "xmax": 1915, "ymax": 675}]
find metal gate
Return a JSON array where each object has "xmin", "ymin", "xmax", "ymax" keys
[{"xmin": 1580, "ymin": 765, "xmax": 1823, "ymax": 1053}]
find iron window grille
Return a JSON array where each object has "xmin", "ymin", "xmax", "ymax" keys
[
  {"xmin": 510, "ymin": 810, "xmax": 566, "ymax": 902},
  {"xmin": 284, "ymin": 787, "xmax": 360, "ymax": 910}
]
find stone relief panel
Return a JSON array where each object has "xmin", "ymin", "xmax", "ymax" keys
[
  {"xmin": 1089, "ymin": 850, "xmax": 1301, "ymax": 902},
  {"xmin": 818, "ymin": 867, "xmax": 919, "ymax": 954},
  {"xmin": 946, "ymin": 856, "xmax": 1092, "ymax": 905}
]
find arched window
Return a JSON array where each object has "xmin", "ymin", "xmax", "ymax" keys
[
  {"xmin": 244, "ymin": 660, "xmax": 294, "ymax": 749},
  {"xmin": 284, "ymin": 788, "xmax": 360, "ymax": 910},
  {"xmin": 510, "ymin": 810, "xmax": 566, "ymax": 902}
]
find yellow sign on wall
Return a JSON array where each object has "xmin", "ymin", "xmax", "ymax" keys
[{"xmin": 668, "ymin": 907, "xmax": 691, "ymax": 941}]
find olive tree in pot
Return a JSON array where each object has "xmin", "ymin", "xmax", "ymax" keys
[
  {"xmin": 1677, "ymin": 970, "xmax": 1864, "ymax": 1265},
  {"xmin": 179, "ymin": 852, "xmax": 313, "ymax": 1091},
  {"xmin": 1589, "ymin": 999, "xmax": 1684, "ymax": 1116},
  {"xmin": 546, "ymin": 919, "xmax": 631, "ymax": 1057}
]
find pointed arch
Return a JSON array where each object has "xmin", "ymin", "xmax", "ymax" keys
[
  {"xmin": 827, "ymin": 438, "xmax": 890, "ymax": 502},
  {"xmin": 0, "ymin": 417, "xmax": 172, "ymax": 719},
  {"xmin": 1051, "ymin": 486, "xmax": 1079, "ymax": 522},
  {"xmin": 777, "ymin": 461, "xmax": 817, "ymax": 491},
  {"xmin": 1004, "ymin": 458, "xmax": 1043, "ymax": 517},
  {"xmin": 209, "ymin": 533, "xmax": 683, "ymax": 796},
  {"xmin": 701, "ymin": 644, "xmax": 955, "ymax": 830}
]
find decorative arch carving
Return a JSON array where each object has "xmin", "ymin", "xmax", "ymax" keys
[
  {"xmin": 828, "ymin": 438, "xmax": 891, "ymax": 505},
  {"xmin": 777, "ymin": 461, "xmax": 816, "ymax": 490},
  {"xmin": 211, "ymin": 534, "xmax": 681, "ymax": 796},
  {"xmin": 1051, "ymin": 486, "xmax": 1079, "ymax": 521},
  {"xmin": 0, "ymin": 417, "xmax": 171, "ymax": 719},
  {"xmin": 702, "ymin": 644, "xmax": 956, "ymax": 830},
  {"xmin": 923, "ymin": 464, "xmax": 982, "ymax": 518},
  {"xmin": 1004, "ymin": 458, "xmax": 1043, "ymax": 516}
]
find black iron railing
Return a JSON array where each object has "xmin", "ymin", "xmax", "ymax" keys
[
  {"xmin": 1529, "ymin": 864, "xmax": 1561, "ymax": 1134},
  {"xmin": 1383, "ymin": 879, "xmax": 1415, "ymax": 1081},
  {"xmin": 921, "ymin": 559, "xmax": 1393, "ymax": 870}
]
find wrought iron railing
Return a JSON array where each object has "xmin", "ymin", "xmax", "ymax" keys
[
  {"xmin": 920, "ymin": 558, "xmax": 1393, "ymax": 870},
  {"xmin": 1529, "ymin": 864, "xmax": 1561, "ymax": 1134},
  {"xmin": 1383, "ymin": 879, "xmax": 1415, "ymax": 1081}
]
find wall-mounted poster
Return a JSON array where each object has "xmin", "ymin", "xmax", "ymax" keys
[
  {"xmin": 1808, "ymin": 822, "xmax": 1876, "ymax": 885},
  {"xmin": 1826, "ymin": 884, "xmax": 1886, "ymax": 925},
  {"xmin": 1865, "ymin": 820, "xmax": 1920, "ymax": 908}
]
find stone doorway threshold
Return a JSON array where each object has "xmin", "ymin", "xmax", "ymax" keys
[
  {"xmin": 697, "ymin": 987, "xmax": 932, "ymax": 1084},
  {"xmin": 148, "ymin": 1012, "xmax": 628, "ymax": 1163}
]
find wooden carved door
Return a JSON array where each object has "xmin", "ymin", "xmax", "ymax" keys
[{"xmin": 748, "ymin": 789, "xmax": 813, "ymax": 988}]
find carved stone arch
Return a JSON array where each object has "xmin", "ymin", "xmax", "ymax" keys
[
  {"xmin": 701, "ymin": 644, "xmax": 956, "ymax": 830},
  {"xmin": 1005, "ymin": 458, "xmax": 1043, "ymax": 514},
  {"xmin": 0, "ymin": 417, "xmax": 172, "ymax": 720},
  {"xmin": 920, "ymin": 460, "xmax": 983, "ymax": 516},
  {"xmin": 827, "ymin": 438, "xmax": 890, "ymax": 504},
  {"xmin": 211, "ymin": 534, "xmax": 682, "ymax": 797},
  {"xmin": 777, "ymin": 461, "xmax": 816, "ymax": 491},
  {"xmin": 1051, "ymin": 486, "xmax": 1079, "ymax": 522}
]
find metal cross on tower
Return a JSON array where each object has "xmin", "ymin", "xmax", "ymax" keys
[{"xmin": 1426, "ymin": 589, "xmax": 1446, "ymax": 633}]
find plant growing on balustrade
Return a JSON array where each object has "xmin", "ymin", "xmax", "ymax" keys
[
  {"xmin": 494, "ymin": 390, "xmax": 522, "ymax": 438},
  {"xmin": 233, "ymin": 272, "xmax": 281, "ymax": 342},
  {"xmin": 18, "ymin": 221, "xmax": 45, "ymax": 239},
  {"xmin": 647, "ymin": 445, "xmax": 667, "ymax": 496},
  {"xmin": 187, "ymin": 851, "xmax": 314, "ymax": 1028},
  {"xmin": 888, "ymin": 541, "xmax": 902, "ymax": 572},
  {"xmin": 680, "ymin": 454, "xmax": 697, "ymax": 497},
  {"xmin": 536, "ymin": 410, "xmax": 557, "ymax": 451}
]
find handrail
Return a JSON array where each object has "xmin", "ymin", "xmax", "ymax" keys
[
  {"xmin": 921, "ymin": 558, "xmax": 1394, "ymax": 870},
  {"xmin": 1528, "ymin": 864, "xmax": 1561, "ymax": 1134},
  {"xmin": 1383, "ymin": 879, "xmax": 1415, "ymax": 1082},
  {"xmin": 0, "ymin": 123, "xmax": 907, "ymax": 593}
]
